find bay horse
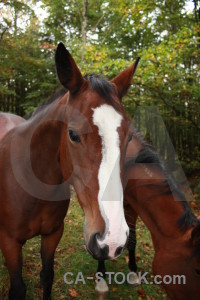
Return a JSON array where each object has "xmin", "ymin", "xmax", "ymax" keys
[
  {"xmin": 0, "ymin": 42, "xmax": 140, "ymax": 300},
  {"xmin": 96, "ymin": 128, "xmax": 200, "ymax": 299},
  {"xmin": 0, "ymin": 112, "xmax": 25, "ymax": 141}
]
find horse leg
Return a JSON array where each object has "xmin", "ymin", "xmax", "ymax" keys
[
  {"xmin": 127, "ymin": 226, "xmax": 139, "ymax": 285},
  {"xmin": 0, "ymin": 235, "xmax": 26, "ymax": 300},
  {"xmin": 128, "ymin": 227, "xmax": 137, "ymax": 272},
  {"xmin": 97, "ymin": 260, "xmax": 106, "ymax": 278},
  {"xmin": 40, "ymin": 223, "xmax": 64, "ymax": 300},
  {"xmin": 95, "ymin": 260, "xmax": 109, "ymax": 298}
]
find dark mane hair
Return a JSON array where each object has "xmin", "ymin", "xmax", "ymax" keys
[
  {"xmin": 32, "ymin": 87, "xmax": 67, "ymax": 116},
  {"xmin": 84, "ymin": 74, "xmax": 114, "ymax": 103},
  {"xmin": 125, "ymin": 126, "xmax": 199, "ymax": 234},
  {"xmin": 191, "ymin": 223, "xmax": 200, "ymax": 258}
]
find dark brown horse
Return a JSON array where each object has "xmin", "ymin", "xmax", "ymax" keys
[
  {"xmin": 0, "ymin": 112, "xmax": 25, "ymax": 141},
  {"xmin": 0, "ymin": 42, "xmax": 140, "ymax": 300},
  {"xmin": 96, "ymin": 129, "xmax": 200, "ymax": 299}
]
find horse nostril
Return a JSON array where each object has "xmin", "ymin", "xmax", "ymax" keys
[
  {"xmin": 115, "ymin": 246, "xmax": 123, "ymax": 257},
  {"xmin": 87, "ymin": 233, "xmax": 109, "ymax": 260}
]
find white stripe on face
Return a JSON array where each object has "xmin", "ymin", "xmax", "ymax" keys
[{"xmin": 93, "ymin": 104, "xmax": 129, "ymax": 258}]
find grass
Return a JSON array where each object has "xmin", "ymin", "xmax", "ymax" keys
[{"xmin": 0, "ymin": 192, "xmax": 170, "ymax": 299}]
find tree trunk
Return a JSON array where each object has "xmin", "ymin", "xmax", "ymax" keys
[{"xmin": 82, "ymin": 0, "xmax": 88, "ymax": 45}]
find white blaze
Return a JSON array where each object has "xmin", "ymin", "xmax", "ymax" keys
[{"xmin": 93, "ymin": 104, "xmax": 129, "ymax": 258}]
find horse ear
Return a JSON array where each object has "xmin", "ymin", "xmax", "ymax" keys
[
  {"xmin": 111, "ymin": 57, "xmax": 140, "ymax": 99},
  {"xmin": 55, "ymin": 42, "xmax": 85, "ymax": 94}
]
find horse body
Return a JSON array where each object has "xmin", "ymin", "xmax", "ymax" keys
[
  {"xmin": 125, "ymin": 141, "xmax": 200, "ymax": 299},
  {"xmin": 0, "ymin": 43, "xmax": 140, "ymax": 299},
  {"xmin": 0, "ymin": 109, "xmax": 70, "ymax": 300},
  {"xmin": 0, "ymin": 103, "xmax": 69, "ymax": 234},
  {"xmin": 0, "ymin": 112, "xmax": 25, "ymax": 141}
]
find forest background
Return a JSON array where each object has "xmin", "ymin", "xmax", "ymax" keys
[{"xmin": 0, "ymin": 0, "xmax": 199, "ymax": 177}]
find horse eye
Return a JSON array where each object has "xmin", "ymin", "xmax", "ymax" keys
[{"xmin": 69, "ymin": 130, "xmax": 81, "ymax": 143}]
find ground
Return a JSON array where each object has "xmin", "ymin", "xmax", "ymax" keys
[{"xmin": 0, "ymin": 185, "xmax": 199, "ymax": 300}]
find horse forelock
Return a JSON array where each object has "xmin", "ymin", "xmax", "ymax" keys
[
  {"xmin": 84, "ymin": 74, "xmax": 114, "ymax": 103},
  {"xmin": 84, "ymin": 73, "xmax": 128, "ymax": 118}
]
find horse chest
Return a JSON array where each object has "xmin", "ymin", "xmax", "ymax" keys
[{"xmin": 24, "ymin": 201, "xmax": 68, "ymax": 238}]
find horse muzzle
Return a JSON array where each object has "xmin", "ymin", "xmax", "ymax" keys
[{"xmin": 86, "ymin": 231, "xmax": 128, "ymax": 260}]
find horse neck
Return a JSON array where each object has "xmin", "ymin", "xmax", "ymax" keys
[
  {"xmin": 125, "ymin": 164, "xmax": 191, "ymax": 249},
  {"xmin": 26, "ymin": 97, "xmax": 68, "ymax": 185}
]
